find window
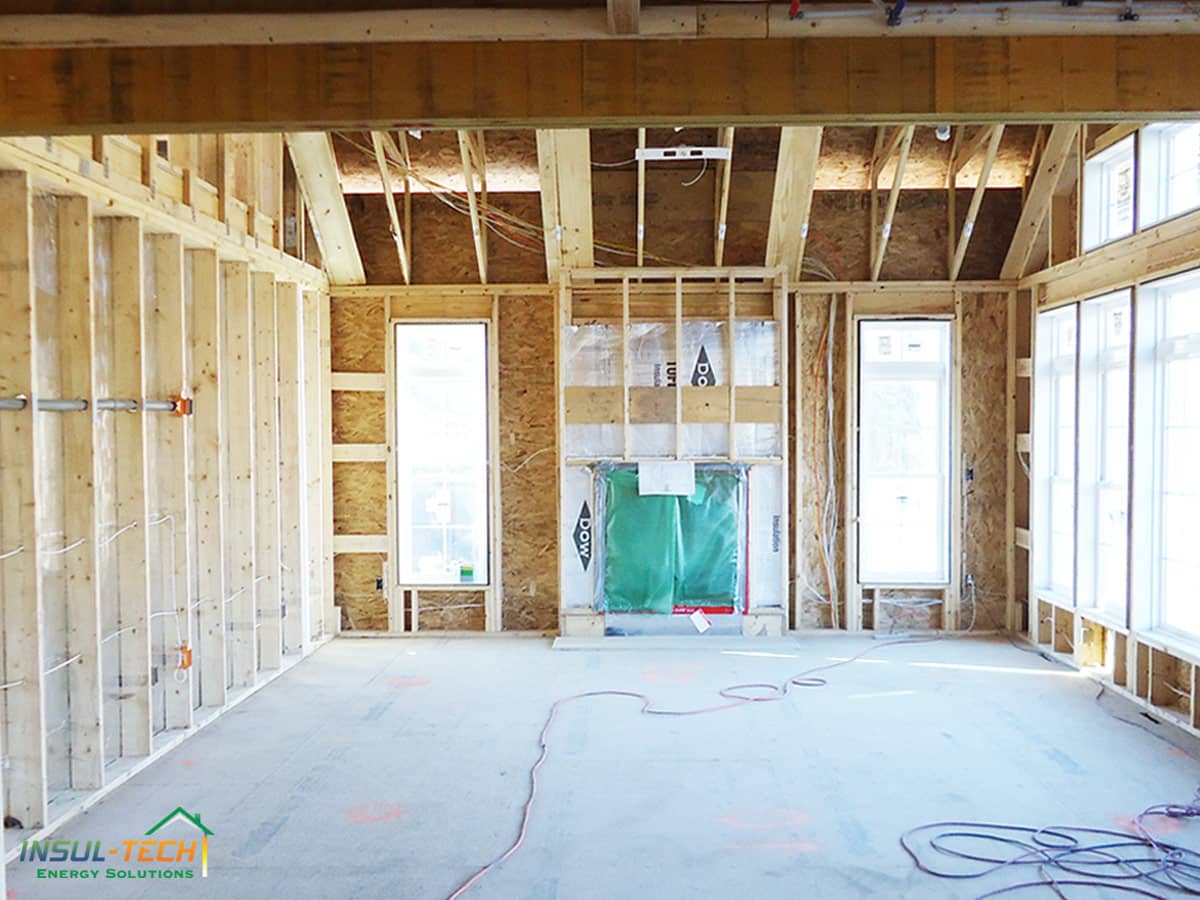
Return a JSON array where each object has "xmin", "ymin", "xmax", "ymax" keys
[
  {"xmin": 1083, "ymin": 135, "xmax": 1135, "ymax": 251},
  {"xmin": 1033, "ymin": 305, "xmax": 1078, "ymax": 602},
  {"xmin": 856, "ymin": 320, "xmax": 952, "ymax": 585},
  {"xmin": 1076, "ymin": 290, "xmax": 1131, "ymax": 620},
  {"xmin": 1139, "ymin": 123, "xmax": 1200, "ymax": 228},
  {"xmin": 1135, "ymin": 271, "xmax": 1200, "ymax": 637},
  {"xmin": 393, "ymin": 323, "xmax": 490, "ymax": 585}
]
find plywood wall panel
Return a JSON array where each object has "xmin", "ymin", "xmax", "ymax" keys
[
  {"xmin": 331, "ymin": 390, "xmax": 386, "ymax": 444},
  {"xmin": 330, "ymin": 296, "xmax": 385, "ymax": 373},
  {"xmin": 418, "ymin": 591, "xmax": 486, "ymax": 631},
  {"xmin": 960, "ymin": 291, "xmax": 1010, "ymax": 631},
  {"xmin": 331, "ymin": 461, "xmax": 387, "ymax": 535},
  {"xmin": 333, "ymin": 552, "xmax": 387, "ymax": 631},
  {"xmin": 499, "ymin": 295, "xmax": 558, "ymax": 632}
]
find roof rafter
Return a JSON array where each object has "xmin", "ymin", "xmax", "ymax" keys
[
  {"xmin": 949, "ymin": 124, "xmax": 1005, "ymax": 280},
  {"xmin": 536, "ymin": 128, "xmax": 594, "ymax": 280},
  {"xmin": 1000, "ymin": 123, "xmax": 1079, "ymax": 279},
  {"xmin": 370, "ymin": 130, "xmax": 411, "ymax": 285},
  {"xmin": 765, "ymin": 126, "xmax": 823, "ymax": 282},
  {"xmin": 870, "ymin": 124, "xmax": 915, "ymax": 281},
  {"xmin": 284, "ymin": 131, "xmax": 364, "ymax": 285}
]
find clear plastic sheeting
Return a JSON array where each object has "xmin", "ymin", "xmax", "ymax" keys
[
  {"xmin": 737, "ymin": 423, "xmax": 782, "ymax": 458},
  {"xmin": 734, "ymin": 321, "xmax": 779, "ymax": 386},
  {"xmin": 564, "ymin": 324, "xmax": 621, "ymax": 459}
]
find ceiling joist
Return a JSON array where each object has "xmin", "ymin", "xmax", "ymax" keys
[
  {"xmin": 765, "ymin": 126, "xmax": 823, "ymax": 283},
  {"xmin": 607, "ymin": 0, "xmax": 641, "ymax": 35},
  {"xmin": 536, "ymin": 129, "xmax": 595, "ymax": 281},
  {"xmin": 1000, "ymin": 123, "xmax": 1079, "ymax": 279},
  {"xmin": 284, "ymin": 131, "xmax": 364, "ymax": 286}
]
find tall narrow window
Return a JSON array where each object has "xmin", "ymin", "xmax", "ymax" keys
[
  {"xmin": 1083, "ymin": 135, "xmax": 1136, "ymax": 251},
  {"xmin": 1076, "ymin": 290, "xmax": 1131, "ymax": 620},
  {"xmin": 1139, "ymin": 123, "xmax": 1200, "ymax": 228},
  {"xmin": 857, "ymin": 320, "xmax": 952, "ymax": 585},
  {"xmin": 1033, "ymin": 305, "xmax": 1078, "ymax": 603},
  {"xmin": 1135, "ymin": 271, "xmax": 1200, "ymax": 637},
  {"xmin": 394, "ymin": 323, "xmax": 490, "ymax": 585}
]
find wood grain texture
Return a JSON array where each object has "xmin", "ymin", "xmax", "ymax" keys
[
  {"xmin": 331, "ymin": 390, "xmax": 387, "ymax": 444},
  {"xmin": 331, "ymin": 460, "xmax": 387, "ymax": 535},
  {"xmin": 333, "ymin": 552, "xmax": 387, "ymax": 631},
  {"xmin": 330, "ymin": 296, "xmax": 385, "ymax": 373}
]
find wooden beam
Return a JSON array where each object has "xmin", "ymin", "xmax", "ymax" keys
[
  {"xmin": 10, "ymin": 37, "xmax": 1200, "ymax": 133},
  {"xmin": 284, "ymin": 132, "xmax": 364, "ymax": 286},
  {"xmin": 953, "ymin": 126, "xmax": 996, "ymax": 177},
  {"xmin": 870, "ymin": 125, "xmax": 915, "ymax": 281},
  {"xmin": 949, "ymin": 125, "xmax": 1005, "ymax": 280},
  {"xmin": 252, "ymin": 272, "xmax": 282, "ymax": 672},
  {"xmin": 370, "ymin": 131, "xmax": 411, "ymax": 285},
  {"xmin": 4, "ymin": 8, "xmax": 1200, "ymax": 49},
  {"xmin": 765, "ymin": 126, "xmax": 823, "ymax": 282},
  {"xmin": 0, "ymin": 170, "xmax": 47, "ymax": 827},
  {"xmin": 713, "ymin": 126, "xmax": 735, "ymax": 267},
  {"xmin": 221, "ymin": 261, "xmax": 257, "ymax": 688},
  {"xmin": 1000, "ymin": 124, "xmax": 1079, "ymax": 279},
  {"xmin": 275, "ymin": 283, "xmax": 307, "ymax": 655},
  {"xmin": 302, "ymin": 291, "xmax": 325, "ymax": 645},
  {"xmin": 607, "ymin": 0, "xmax": 641, "ymax": 35},
  {"xmin": 536, "ymin": 129, "xmax": 595, "ymax": 276},
  {"xmin": 457, "ymin": 129, "xmax": 488, "ymax": 284},
  {"xmin": 319, "ymin": 292, "xmax": 335, "ymax": 638},
  {"xmin": 189, "ymin": 248, "xmax": 227, "ymax": 708}
]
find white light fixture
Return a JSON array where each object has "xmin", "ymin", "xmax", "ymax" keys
[
  {"xmin": 935, "ymin": 124, "xmax": 952, "ymax": 142},
  {"xmin": 636, "ymin": 145, "xmax": 732, "ymax": 162}
]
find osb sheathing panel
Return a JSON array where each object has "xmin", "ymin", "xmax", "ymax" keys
[
  {"xmin": 961, "ymin": 291, "xmax": 1010, "ymax": 631},
  {"xmin": 795, "ymin": 294, "xmax": 847, "ymax": 629},
  {"xmin": 332, "ymin": 390, "xmax": 387, "ymax": 444},
  {"xmin": 330, "ymin": 296, "xmax": 385, "ymax": 373},
  {"xmin": 418, "ymin": 590, "xmax": 485, "ymax": 631},
  {"xmin": 500, "ymin": 295, "xmax": 559, "ymax": 631},
  {"xmin": 348, "ymin": 193, "xmax": 548, "ymax": 284},
  {"xmin": 334, "ymin": 552, "xmax": 387, "ymax": 631},
  {"xmin": 332, "ymin": 461, "xmax": 388, "ymax": 535}
]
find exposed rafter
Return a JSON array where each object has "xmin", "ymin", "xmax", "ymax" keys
[
  {"xmin": 765, "ymin": 126, "xmax": 823, "ymax": 282},
  {"xmin": 370, "ymin": 131, "xmax": 411, "ymax": 285},
  {"xmin": 870, "ymin": 125, "xmax": 915, "ymax": 281},
  {"xmin": 1000, "ymin": 123, "xmax": 1079, "ymax": 280},
  {"xmin": 949, "ymin": 125, "xmax": 1005, "ymax": 281},
  {"xmin": 713, "ymin": 126, "xmax": 735, "ymax": 267},
  {"xmin": 284, "ymin": 132, "xmax": 364, "ymax": 285},
  {"xmin": 535, "ymin": 129, "xmax": 594, "ymax": 281},
  {"xmin": 457, "ymin": 129, "xmax": 489, "ymax": 283}
]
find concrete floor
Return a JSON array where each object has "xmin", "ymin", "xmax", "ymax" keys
[{"xmin": 6, "ymin": 634, "xmax": 1199, "ymax": 899}]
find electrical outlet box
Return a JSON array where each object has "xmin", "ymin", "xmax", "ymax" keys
[{"xmin": 375, "ymin": 577, "xmax": 384, "ymax": 591}]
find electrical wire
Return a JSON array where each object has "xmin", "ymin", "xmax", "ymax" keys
[
  {"xmin": 901, "ymin": 787, "xmax": 1200, "ymax": 899},
  {"xmin": 445, "ymin": 635, "xmax": 938, "ymax": 899},
  {"xmin": 680, "ymin": 158, "xmax": 708, "ymax": 187}
]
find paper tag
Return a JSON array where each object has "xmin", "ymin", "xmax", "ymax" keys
[
  {"xmin": 637, "ymin": 461, "xmax": 696, "ymax": 496},
  {"xmin": 690, "ymin": 610, "xmax": 712, "ymax": 634}
]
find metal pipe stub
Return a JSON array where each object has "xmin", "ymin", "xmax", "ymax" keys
[{"xmin": 0, "ymin": 397, "xmax": 28, "ymax": 411}]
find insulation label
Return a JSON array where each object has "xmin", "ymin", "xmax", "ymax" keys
[
  {"xmin": 691, "ymin": 345, "xmax": 716, "ymax": 386},
  {"xmin": 573, "ymin": 502, "xmax": 592, "ymax": 571}
]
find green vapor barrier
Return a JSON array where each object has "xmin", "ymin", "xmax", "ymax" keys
[{"xmin": 602, "ymin": 468, "xmax": 741, "ymax": 614}]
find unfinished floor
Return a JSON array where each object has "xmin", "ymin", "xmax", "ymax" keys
[{"xmin": 6, "ymin": 635, "xmax": 1196, "ymax": 900}]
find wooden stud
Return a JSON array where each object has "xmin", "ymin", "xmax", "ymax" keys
[
  {"xmin": 252, "ymin": 272, "xmax": 282, "ymax": 670},
  {"xmin": 146, "ymin": 233, "xmax": 193, "ymax": 731},
  {"xmin": 608, "ymin": 0, "xmax": 641, "ymax": 35},
  {"xmin": 189, "ymin": 249, "xmax": 227, "ymax": 708},
  {"xmin": 637, "ymin": 128, "xmax": 647, "ymax": 267},
  {"xmin": 1005, "ymin": 288, "xmax": 1018, "ymax": 632},
  {"xmin": 843, "ymin": 293, "xmax": 860, "ymax": 631},
  {"xmin": 319, "ymin": 292, "xmax": 335, "ymax": 637},
  {"xmin": 108, "ymin": 216, "xmax": 152, "ymax": 756},
  {"xmin": 221, "ymin": 261, "xmax": 256, "ymax": 688},
  {"xmin": 0, "ymin": 170, "xmax": 48, "ymax": 826},
  {"xmin": 302, "ymin": 291, "xmax": 325, "ymax": 644},
  {"xmin": 275, "ymin": 282, "xmax": 307, "ymax": 654}
]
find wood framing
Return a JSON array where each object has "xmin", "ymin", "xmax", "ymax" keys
[
  {"xmin": 284, "ymin": 132, "xmax": 364, "ymax": 286},
  {"xmin": 457, "ymin": 130, "xmax": 489, "ymax": 284},
  {"xmin": 765, "ymin": 126, "xmax": 822, "ymax": 282},
  {"xmin": 949, "ymin": 125, "xmax": 1005, "ymax": 281},
  {"xmin": 870, "ymin": 125, "xmax": 915, "ymax": 281},
  {"xmin": 370, "ymin": 132, "xmax": 411, "ymax": 285},
  {"xmin": 1000, "ymin": 124, "xmax": 1079, "ymax": 279},
  {"xmin": 607, "ymin": 0, "xmax": 641, "ymax": 35},
  {"xmin": 252, "ymin": 272, "xmax": 283, "ymax": 672},
  {"xmin": 221, "ymin": 262, "xmax": 257, "ymax": 688},
  {"xmin": 536, "ymin": 129, "xmax": 594, "ymax": 279},
  {"xmin": 275, "ymin": 282, "xmax": 308, "ymax": 654},
  {"xmin": 712, "ymin": 126, "xmax": 735, "ymax": 267},
  {"xmin": 6, "ymin": 37, "xmax": 1200, "ymax": 132}
]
